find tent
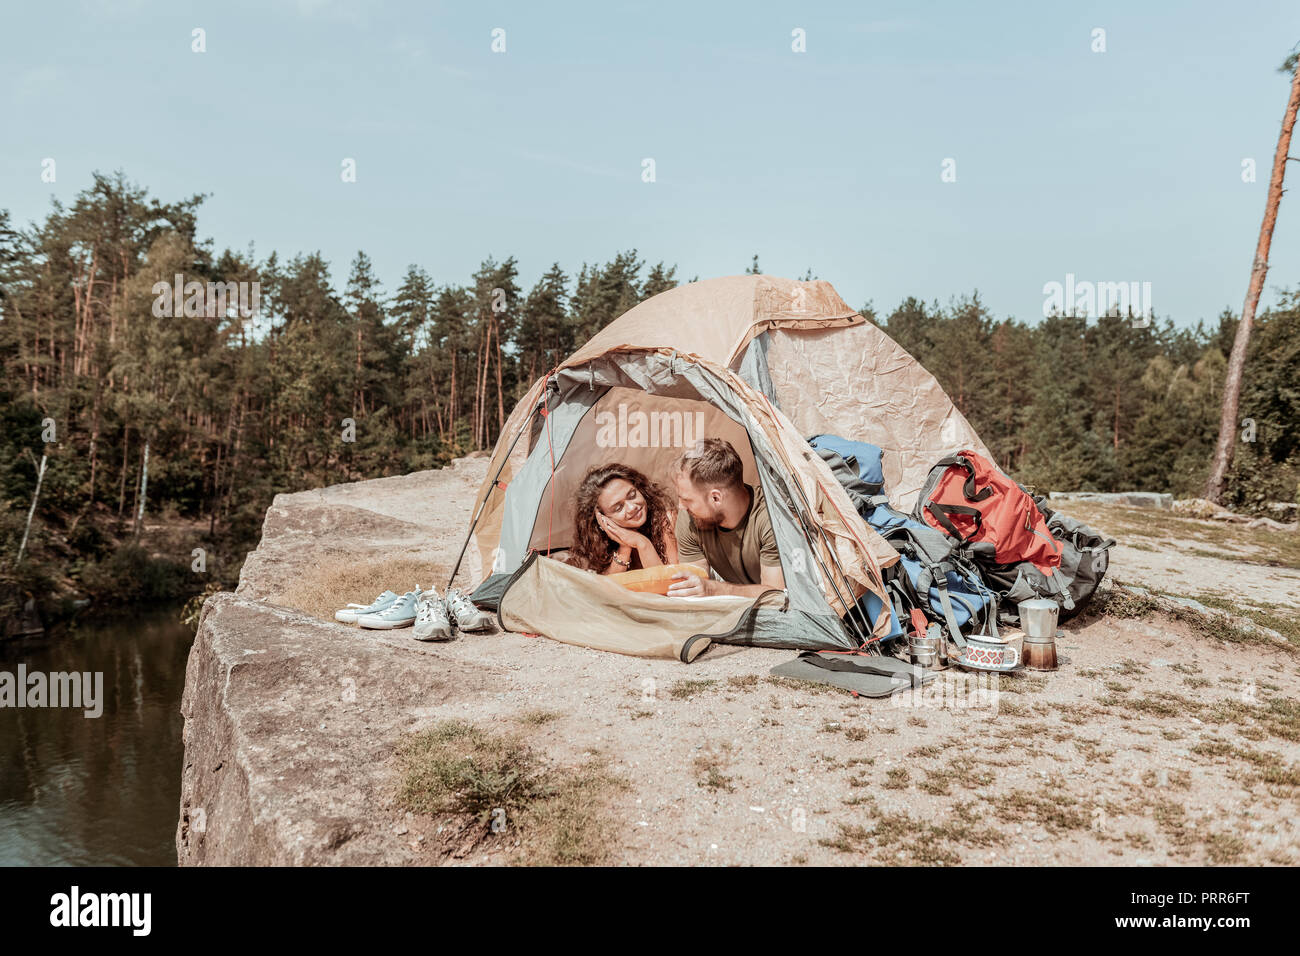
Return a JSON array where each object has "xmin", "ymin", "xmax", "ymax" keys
[{"xmin": 462, "ymin": 274, "xmax": 990, "ymax": 661}]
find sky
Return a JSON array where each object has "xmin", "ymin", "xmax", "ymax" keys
[{"xmin": 3, "ymin": 0, "xmax": 1299, "ymax": 328}]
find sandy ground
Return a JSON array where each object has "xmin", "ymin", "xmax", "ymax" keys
[{"xmin": 257, "ymin": 458, "xmax": 1300, "ymax": 866}]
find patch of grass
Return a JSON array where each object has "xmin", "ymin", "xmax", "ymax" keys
[
  {"xmin": 1104, "ymin": 680, "xmax": 1132, "ymax": 694},
  {"xmin": 997, "ymin": 698, "xmax": 1031, "ymax": 718},
  {"xmin": 1101, "ymin": 690, "xmax": 1201, "ymax": 719},
  {"xmin": 1204, "ymin": 832, "xmax": 1247, "ymax": 864},
  {"xmin": 919, "ymin": 756, "xmax": 996, "ymax": 795},
  {"xmin": 1183, "ymin": 677, "xmax": 1211, "ymax": 689},
  {"xmin": 694, "ymin": 744, "xmax": 735, "ymax": 792},
  {"xmin": 1150, "ymin": 799, "xmax": 1196, "ymax": 853},
  {"xmin": 1192, "ymin": 594, "xmax": 1300, "ymax": 644},
  {"xmin": 518, "ymin": 709, "xmax": 563, "ymax": 726},
  {"xmin": 726, "ymin": 674, "xmax": 759, "ymax": 690},
  {"xmin": 631, "ymin": 710, "xmax": 655, "ymax": 720},
  {"xmin": 818, "ymin": 801, "xmax": 1006, "ymax": 866},
  {"xmin": 1187, "ymin": 547, "xmax": 1240, "ymax": 562},
  {"xmin": 395, "ymin": 719, "xmax": 626, "ymax": 866},
  {"xmin": 1259, "ymin": 763, "xmax": 1300, "ymax": 787},
  {"xmin": 1192, "ymin": 738, "xmax": 1235, "ymax": 758},
  {"xmin": 845, "ymin": 727, "xmax": 869, "ymax": 741},
  {"xmin": 1001, "ymin": 674, "xmax": 1049, "ymax": 695},
  {"xmin": 993, "ymin": 784, "xmax": 1090, "ymax": 834},
  {"xmin": 1088, "ymin": 588, "xmax": 1160, "ymax": 621},
  {"xmin": 1089, "ymin": 584, "xmax": 1298, "ymax": 654},
  {"xmin": 883, "ymin": 767, "xmax": 910, "ymax": 790},
  {"xmin": 1125, "ymin": 831, "xmax": 1153, "ymax": 849},
  {"xmin": 1263, "ymin": 696, "xmax": 1300, "ymax": 741},
  {"xmin": 1073, "ymin": 738, "xmax": 1115, "ymax": 762},
  {"xmin": 907, "ymin": 745, "xmax": 942, "ymax": 759},
  {"xmin": 669, "ymin": 679, "xmax": 717, "ymax": 700},
  {"xmin": 397, "ymin": 720, "xmax": 543, "ymax": 817}
]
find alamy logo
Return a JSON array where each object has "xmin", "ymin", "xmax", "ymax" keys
[
  {"xmin": 152, "ymin": 274, "xmax": 260, "ymax": 319},
  {"xmin": 594, "ymin": 404, "xmax": 706, "ymax": 448},
  {"xmin": 0, "ymin": 665, "xmax": 103, "ymax": 718},
  {"xmin": 1042, "ymin": 273, "xmax": 1152, "ymax": 323},
  {"xmin": 890, "ymin": 671, "xmax": 1000, "ymax": 716},
  {"xmin": 49, "ymin": 886, "xmax": 151, "ymax": 936}
]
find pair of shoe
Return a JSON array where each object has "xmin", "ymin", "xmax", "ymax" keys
[
  {"xmin": 412, "ymin": 588, "xmax": 495, "ymax": 642},
  {"xmin": 333, "ymin": 587, "xmax": 492, "ymax": 642}
]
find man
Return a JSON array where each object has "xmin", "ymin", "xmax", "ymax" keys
[{"xmin": 667, "ymin": 438, "xmax": 786, "ymax": 599}]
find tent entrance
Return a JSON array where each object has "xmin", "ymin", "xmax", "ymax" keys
[{"xmin": 525, "ymin": 387, "xmax": 757, "ymax": 555}]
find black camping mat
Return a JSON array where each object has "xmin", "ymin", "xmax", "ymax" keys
[{"xmin": 769, "ymin": 651, "xmax": 937, "ymax": 698}]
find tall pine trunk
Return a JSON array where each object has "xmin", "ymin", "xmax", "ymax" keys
[{"xmin": 1206, "ymin": 57, "xmax": 1300, "ymax": 503}]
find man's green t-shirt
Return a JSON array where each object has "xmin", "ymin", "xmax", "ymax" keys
[{"xmin": 675, "ymin": 483, "xmax": 781, "ymax": 585}]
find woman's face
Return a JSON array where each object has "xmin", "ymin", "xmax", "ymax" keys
[{"xmin": 596, "ymin": 478, "xmax": 647, "ymax": 529}]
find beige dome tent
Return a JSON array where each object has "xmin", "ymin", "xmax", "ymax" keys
[{"xmin": 461, "ymin": 274, "xmax": 989, "ymax": 661}]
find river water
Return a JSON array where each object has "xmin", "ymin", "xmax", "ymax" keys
[{"xmin": 0, "ymin": 607, "xmax": 193, "ymax": 866}]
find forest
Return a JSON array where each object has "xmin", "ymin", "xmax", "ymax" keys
[{"xmin": 1, "ymin": 172, "xmax": 1297, "ymax": 619}]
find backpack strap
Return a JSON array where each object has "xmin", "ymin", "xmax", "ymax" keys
[
  {"xmin": 1050, "ymin": 567, "xmax": 1076, "ymax": 610},
  {"xmin": 925, "ymin": 502, "xmax": 983, "ymax": 543},
  {"xmin": 917, "ymin": 555, "xmax": 968, "ymax": 650},
  {"xmin": 794, "ymin": 651, "xmax": 912, "ymax": 679},
  {"xmin": 935, "ymin": 454, "xmax": 993, "ymax": 503}
]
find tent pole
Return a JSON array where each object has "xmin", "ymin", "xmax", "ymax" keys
[
  {"xmin": 446, "ymin": 396, "xmax": 546, "ymax": 591},
  {"xmin": 778, "ymin": 480, "xmax": 870, "ymax": 647}
]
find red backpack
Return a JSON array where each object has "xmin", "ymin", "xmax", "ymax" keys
[{"xmin": 914, "ymin": 451, "xmax": 1074, "ymax": 610}]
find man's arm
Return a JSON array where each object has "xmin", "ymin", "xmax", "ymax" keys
[{"xmin": 668, "ymin": 564, "xmax": 782, "ymax": 599}]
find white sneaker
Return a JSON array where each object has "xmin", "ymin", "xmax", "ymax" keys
[
  {"xmin": 445, "ymin": 588, "xmax": 494, "ymax": 633},
  {"xmin": 334, "ymin": 590, "xmax": 398, "ymax": 624},
  {"xmin": 357, "ymin": 589, "xmax": 421, "ymax": 629},
  {"xmin": 413, "ymin": 589, "xmax": 454, "ymax": 642}
]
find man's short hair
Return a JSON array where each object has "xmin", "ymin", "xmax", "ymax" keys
[{"xmin": 676, "ymin": 438, "xmax": 744, "ymax": 491}]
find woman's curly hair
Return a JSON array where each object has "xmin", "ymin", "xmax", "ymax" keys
[{"xmin": 568, "ymin": 463, "xmax": 676, "ymax": 572}]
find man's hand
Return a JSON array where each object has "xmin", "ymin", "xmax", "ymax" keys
[{"xmin": 667, "ymin": 572, "xmax": 717, "ymax": 598}]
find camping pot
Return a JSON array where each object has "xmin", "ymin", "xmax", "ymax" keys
[
  {"xmin": 910, "ymin": 645, "xmax": 938, "ymax": 669},
  {"xmin": 1018, "ymin": 599, "xmax": 1060, "ymax": 642},
  {"xmin": 909, "ymin": 631, "xmax": 941, "ymax": 669}
]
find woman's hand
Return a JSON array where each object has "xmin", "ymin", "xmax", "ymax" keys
[{"xmin": 596, "ymin": 511, "xmax": 649, "ymax": 550}]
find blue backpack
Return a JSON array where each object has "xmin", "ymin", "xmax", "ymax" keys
[
  {"xmin": 808, "ymin": 435, "xmax": 885, "ymax": 496},
  {"xmin": 863, "ymin": 499, "xmax": 998, "ymax": 644}
]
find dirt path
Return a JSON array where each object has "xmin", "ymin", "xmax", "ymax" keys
[{"xmin": 227, "ymin": 460, "xmax": 1300, "ymax": 866}]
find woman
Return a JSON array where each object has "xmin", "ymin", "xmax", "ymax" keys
[{"xmin": 568, "ymin": 464, "xmax": 679, "ymax": 574}]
